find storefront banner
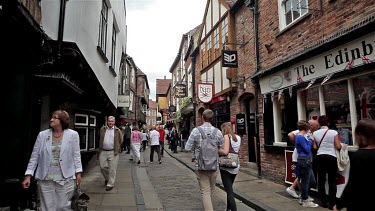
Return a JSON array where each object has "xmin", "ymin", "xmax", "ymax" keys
[
  {"xmin": 260, "ymin": 32, "xmax": 375, "ymax": 94},
  {"xmin": 285, "ymin": 150, "xmax": 296, "ymax": 184}
]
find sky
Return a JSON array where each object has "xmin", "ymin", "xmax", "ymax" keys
[{"xmin": 125, "ymin": 0, "xmax": 207, "ymax": 101}]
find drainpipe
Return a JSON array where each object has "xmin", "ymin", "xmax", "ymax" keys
[
  {"xmin": 247, "ymin": 0, "xmax": 261, "ymax": 178},
  {"xmin": 57, "ymin": 0, "xmax": 68, "ymax": 59},
  {"xmin": 191, "ymin": 56, "xmax": 196, "ymax": 128}
]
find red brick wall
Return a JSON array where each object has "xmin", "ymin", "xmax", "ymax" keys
[{"xmin": 256, "ymin": 0, "xmax": 375, "ymax": 183}]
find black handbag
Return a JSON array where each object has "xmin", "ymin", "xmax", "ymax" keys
[{"xmin": 71, "ymin": 184, "xmax": 90, "ymax": 211}]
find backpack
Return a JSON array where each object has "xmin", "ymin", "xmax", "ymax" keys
[{"xmin": 196, "ymin": 127, "xmax": 219, "ymax": 171}]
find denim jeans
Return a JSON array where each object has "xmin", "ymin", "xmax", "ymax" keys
[
  {"xmin": 181, "ymin": 139, "xmax": 187, "ymax": 151},
  {"xmin": 297, "ymin": 156, "xmax": 316, "ymax": 200},
  {"xmin": 220, "ymin": 169, "xmax": 237, "ymax": 211}
]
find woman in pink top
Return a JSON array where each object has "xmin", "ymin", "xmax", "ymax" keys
[{"xmin": 130, "ymin": 126, "xmax": 142, "ymax": 164}]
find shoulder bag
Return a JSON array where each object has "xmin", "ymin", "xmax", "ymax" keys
[{"xmin": 219, "ymin": 135, "xmax": 239, "ymax": 168}]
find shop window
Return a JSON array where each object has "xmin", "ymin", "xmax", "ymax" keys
[
  {"xmin": 210, "ymin": 100, "xmax": 230, "ymax": 129},
  {"xmin": 323, "ymin": 81, "xmax": 353, "ymax": 145},
  {"xmin": 263, "ymin": 94, "xmax": 274, "ymax": 145},
  {"xmin": 353, "ymin": 73, "xmax": 375, "ymax": 121},
  {"xmin": 297, "ymin": 72, "xmax": 375, "ymax": 146},
  {"xmin": 75, "ymin": 114, "xmax": 97, "ymax": 151},
  {"xmin": 302, "ymin": 87, "xmax": 320, "ymax": 120}
]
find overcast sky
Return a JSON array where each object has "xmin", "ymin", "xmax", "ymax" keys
[{"xmin": 125, "ymin": 0, "xmax": 207, "ymax": 100}]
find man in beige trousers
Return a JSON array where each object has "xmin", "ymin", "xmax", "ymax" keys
[{"xmin": 99, "ymin": 116, "xmax": 123, "ymax": 191}]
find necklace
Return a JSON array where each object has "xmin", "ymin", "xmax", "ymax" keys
[{"xmin": 53, "ymin": 133, "xmax": 62, "ymax": 138}]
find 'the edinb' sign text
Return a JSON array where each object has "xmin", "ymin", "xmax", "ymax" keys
[{"xmin": 197, "ymin": 83, "xmax": 214, "ymax": 103}]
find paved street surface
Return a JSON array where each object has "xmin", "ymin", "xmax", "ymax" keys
[
  {"xmin": 81, "ymin": 144, "xmax": 254, "ymax": 211},
  {"xmin": 80, "ymin": 142, "xmax": 345, "ymax": 211}
]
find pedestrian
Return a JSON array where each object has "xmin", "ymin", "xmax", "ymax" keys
[
  {"xmin": 157, "ymin": 125, "xmax": 166, "ymax": 157},
  {"xmin": 98, "ymin": 116, "xmax": 123, "ymax": 191},
  {"xmin": 180, "ymin": 127, "xmax": 189, "ymax": 152},
  {"xmin": 169, "ymin": 127, "xmax": 179, "ymax": 153},
  {"xmin": 140, "ymin": 129, "xmax": 149, "ymax": 152},
  {"xmin": 295, "ymin": 120, "xmax": 319, "ymax": 208},
  {"xmin": 185, "ymin": 109, "xmax": 224, "ymax": 211},
  {"xmin": 22, "ymin": 109, "xmax": 83, "ymax": 211},
  {"xmin": 333, "ymin": 119, "xmax": 375, "ymax": 211},
  {"xmin": 219, "ymin": 122, "xmax": 241, "ymax": 211},
  {"xmin": 149, "ymin": 126, "xmax": 162, "ymax": 164},
  {"xmin": 130, "ymin": 126, "xmax": 142, "ymax": 164},
  {"xmin": 122, "ymin": 123, "xmax": 131, "ymax": 154},
  {"xmin": 286, "ymin": 119, "xmax": 319, "ymax": 199},
  {"xmin": 312, "ymin": 115, "xmax": 342, "ymax": 209}
]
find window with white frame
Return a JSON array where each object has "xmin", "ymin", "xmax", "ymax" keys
[
  {"xmin": 152, "ymin": 110, "xmax": 156, "ymax": 116},
  {"xmin": 152, "ymin": 119, "xmax": 156, "ymax": 126},
  {"xmin": 98, "ymin": 0, "xmax": 108, "ymax": 53},
  {"xmin": 75, "ymin": 114, "xmax": 97, "ymax": 151},
  {"xmin": 214, "ymin": 28, "xmax": 220, "ymax": 58},
  {"xmin": 110, "ymin": 24, "xmax": 117, "ymax": 68},
  {"xmin": 279, "ymin": 0, "xmax": 308, "ymax": 29}
]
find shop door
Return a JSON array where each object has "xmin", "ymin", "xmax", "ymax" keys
[{"xmin": 245, "ymin": 100, "xmax": 256, "ymax": 163}]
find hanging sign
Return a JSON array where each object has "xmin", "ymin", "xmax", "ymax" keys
[
  {"xmin": 222, "ymin": 50, "xmax": 238, "ymax": 68},
  {"xmin": 236, "ymin": 113, "xmax": 246, "ymax": 135},
  {"xmin": 174, "ymin": 83, "xmax": 187, "ymax": 98},
  {"xmin": 197, "ymin": 82, "xmax": 214, "ymax": 103}
]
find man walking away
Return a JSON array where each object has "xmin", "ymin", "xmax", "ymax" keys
[
  {"xmin": 149, "ymin": 126, "xmax": 162, "ymax": 164},
  {"xmin": 157, "ymin": 126, "xmax": 166, "ymax": 157},
  {"xmin": 185, "ymin": 109, "xmax": 224, "ymax": 211},
  {"xmin": 99, "ymin": 116, "xmax": 123, "ymax": 191},
  {"xmin": 123, "ymin": 123, "xmax": 131, "ymax": 154}
]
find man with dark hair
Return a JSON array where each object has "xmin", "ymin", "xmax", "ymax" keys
[
  {"xmin": 185, "ymin": 109, "xmax": 224, "ymax": 210},
  {"xmin": 122, "ymin": 123, "xmax": 131, "ymax": 154}
]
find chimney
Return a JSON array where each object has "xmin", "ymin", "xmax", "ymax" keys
[{"xmin": 164, "ymin": 75, "xmax": 166, "ymax": 79}]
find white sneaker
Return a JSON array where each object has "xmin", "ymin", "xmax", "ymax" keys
[
  {"xmin": 286, "ymin": 187, "xmax": 300, "ymax": 198},
  {"xmin": 299, "ymin": 197, "xmax": 303, "ymax": 205},
  {"xmin": 302, "ymin": 200, "xmax": 319, "ymax": 208},
  {"xmin": 307, "ymin": 196, "xmax": 314, "ymax": 202}
]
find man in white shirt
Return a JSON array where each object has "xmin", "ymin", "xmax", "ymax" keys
[{"xmin": 149, "ymin": 126, "xmax": 162, "ymax": 164}]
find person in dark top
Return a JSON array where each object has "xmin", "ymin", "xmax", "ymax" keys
[
  {"xmin": 180, "ymin": 127, "xmax": 189, "ymax": 152},
  {"xmin": 333, "ymin": 119, "xmax": 375, "ymax": 211},
  {"xmin": 169, "ymin": 127, "xmax": 179, "ymax": 153},
  {"xmin": 122, "ymin": 123, "xmax": 131, "ymax": 154}
]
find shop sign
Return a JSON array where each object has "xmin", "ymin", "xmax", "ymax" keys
[
  {"xmin": 118, "ymin": 95, "xmax": 130, "ymax": 107},
  {"xmin": 260, "ymin": 32, "xmax": 375, "ymax": 94},
  {"xmin": 248, "ymin": 113, "xmax": 256, "ymax": 136},
  {"xmin": 236, "ymin": 113, "xmax": 246, "ymax": 135},
  {"xmin": 222, "ymin": 50, "xmax": 238, "ymax": 68},
  {"xmin": 174, "ymin": 83, "xmax": 186, "ymax": 98},
  {"xmin": 197, "ymin": 83, "xmax": 214, "ymax": 103}
]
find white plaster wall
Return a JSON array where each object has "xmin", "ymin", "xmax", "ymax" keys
[{"xmin": 41, "ymin": 0, "xmax": 127, "ymax": 107}]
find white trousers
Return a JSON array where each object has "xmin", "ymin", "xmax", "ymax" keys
[
  {"xmin": 131, "ymin": 142, "xmax": 141, "ymax": 160},
  {"xmin": 37, "ymin": 180, "xmax": 75, "ymax": 211},
  {"xmin": 99, "ymin": 150, "xmax": 119, "ymax": 187}
]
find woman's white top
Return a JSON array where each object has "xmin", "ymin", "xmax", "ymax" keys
[
  {"xmin": 220, "ymin": 134, "xmax": 241, "ymax": 174},
  {"xmin": 142, "ymin": 132, "xmax": 148, "ymax": 141},
  {"xmin": 313, "ymin": 128, "xmax": 338, "ymax": 157}
]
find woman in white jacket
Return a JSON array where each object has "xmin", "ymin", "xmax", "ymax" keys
[{"xmin": 22, "ymin": 109, "xmax": 83, "ymax": 211}]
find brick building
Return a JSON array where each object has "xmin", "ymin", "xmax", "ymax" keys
[
  {"xmin": 147, "ymin": 99, "xmax": 157, "ymax": 128},
  {"xmin": 191, "ymin": 0, "xmax": 375, "ymax": 184}
]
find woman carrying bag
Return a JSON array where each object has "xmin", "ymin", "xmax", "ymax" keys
[
  {"xmin": 313, "ymin": 115, "xmax": 341, "ymax": 209},
  {"xmin": 219, "ymin": 122, "xmax": 241, "ymax": 211}
]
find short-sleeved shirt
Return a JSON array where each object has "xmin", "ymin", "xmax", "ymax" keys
[
  {"xmin": 131, "ymin": 130, "xmax": 142, "ymax": 143},
  {"xmin": 149, "ymin": 130, "xmax": 160, "ymax": 146},
  {"xmin": 141, "ymin": 132, "xmax": 148, "ymax": 141},
  {"xmin": 313, "ymin": 128, "xmax": 338, "ymax": 157},
  {"xmin": 157, "ymin": 129, "xmax": 165, "ymax": 142}
]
